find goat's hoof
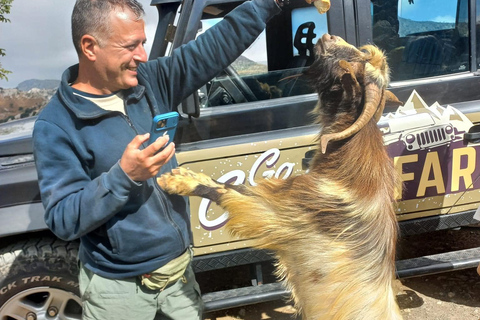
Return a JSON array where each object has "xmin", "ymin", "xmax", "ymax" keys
[{"xmin": 157, "ymin": 167, "xmax": 218, "ymax": 196}]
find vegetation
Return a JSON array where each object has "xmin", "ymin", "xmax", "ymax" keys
[{"xmin": 0, "ymin": 0, "xmax": 13, "ymax": 81}]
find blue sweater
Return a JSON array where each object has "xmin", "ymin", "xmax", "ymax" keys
[{"xmin": 33, "ymin": 0, "xmax": 280, "ymax": 279}]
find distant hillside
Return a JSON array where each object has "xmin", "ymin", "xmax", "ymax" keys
[
  {"xmin": 0, "ymin": 88, "xmax": 56, "ymax": 123},
  {"xmin": 17, "ymin": 79, "xmax": 60, "ymax": 91},
  {"xmin": 399, "ymin": 17, "xmax": 455, "ymax": 37},
  {"xmin": 233, "ymin": 55, "xmax": 267, "ymax": 75}
]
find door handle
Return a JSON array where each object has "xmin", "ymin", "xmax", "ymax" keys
[
  {"xmin": 302, "ymin": 150, "xmax": 316, "ymax": 170},
  {"xmin": 464, "ymin": 125, "xmax": 480, "ymax": 143}
]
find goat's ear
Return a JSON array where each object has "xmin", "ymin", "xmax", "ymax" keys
[
  {"xmin": 385, "ymin": 90, "xmax": 403, "ymax": 107},
  {"xmin": 339, "ymin": 60, "xmax": 354, "ymax": 73},
  {"xmin": 338, "ymin": 60, "xmax": 361, "ymax": 80},
  {"xmin": 339, "ymin": 60, "xmax": 362, "ymax": 96},
  {"xmin": 374, "ymin": 90, "xmax": 403, "ymax": 122}
]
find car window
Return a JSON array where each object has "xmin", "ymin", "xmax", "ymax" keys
[
  {"xmin": 371, "ymin": 0, "xmax": 469, "ymax": 81},
  {"xmin": 197, "ymin": 5, "xmax": 328, "ymax": 108}
]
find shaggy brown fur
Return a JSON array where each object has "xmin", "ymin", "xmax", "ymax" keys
[{"xmin": 158, "ymin": 34, "xmax": 403, "ymax": 320}]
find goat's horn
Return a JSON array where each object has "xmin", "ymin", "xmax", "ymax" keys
[{"xmin": 320, "ymin": 82, "xmax": 382, "ymax": 154}]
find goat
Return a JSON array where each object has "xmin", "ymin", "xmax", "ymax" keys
[{"xmin": 158, "ymin": 33, "xmax": 403, "ymax": 320}]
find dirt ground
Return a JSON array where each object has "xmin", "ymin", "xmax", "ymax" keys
[{"xmin": 203, "ymin": 227, "xmax": 480, "ymax": 320}]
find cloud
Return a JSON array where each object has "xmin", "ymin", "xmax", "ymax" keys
[{"xmin": 0, "ymin": 0, "xmax": 157, "ymax": 88}]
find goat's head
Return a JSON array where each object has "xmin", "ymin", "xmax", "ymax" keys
[{"xmin": 305, "ymin": 34, "xmax": 401, "ymax": 153}]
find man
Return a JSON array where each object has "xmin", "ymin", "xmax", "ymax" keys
[{"xmin": 32, "ymin": 0, "xmax": 305, "ymax": 319}]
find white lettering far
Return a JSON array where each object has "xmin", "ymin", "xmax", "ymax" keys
[
  {"xmin": 38, "ymin": 276, "xmax": 62, "ymax": 282},
  {"xmin": 249, "ymin": 148, "xmax": 280, "ymax": 186},
  {"xmin": 198, "ymin": 148, "xmax": 296, "ymax": 230},
  {"xmin": 21, "ymin": 276, "xmax": 63, "ymax": 284},
  {"xmin": 0, "ymin": 281, "xmax": 17, "ymax": 295},
  {"xmin": 22, "ymin": 276, "xmax": 35, "ymax": 284},
  {"xmin": 198, "ymin": 170, "xmax": 245, "ymax": 230},
  {"xmin": 275, "ymin": 162, "xmax": 295, "ymax": 180}
]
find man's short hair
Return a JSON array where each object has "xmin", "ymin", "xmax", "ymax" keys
[{"xmin": 72, "ymin": 0, "xmax": 145, "ymax": 54}]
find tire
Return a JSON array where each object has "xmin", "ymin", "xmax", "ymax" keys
[{"xmin": 0, "ymin": 237, "xmax": 82, "ymax": 320}]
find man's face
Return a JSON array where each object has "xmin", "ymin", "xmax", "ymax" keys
[{"xmin": 93, "ymin": 9, "xmax": 148, "ymax": 94}]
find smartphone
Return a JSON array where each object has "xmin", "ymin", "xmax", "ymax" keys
[{"xmin": 148, "ymin": 111, "xmax": 179, "ymax": 150}]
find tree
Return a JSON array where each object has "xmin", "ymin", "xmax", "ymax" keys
[{"xmin": 0, "ymin": 0, "xmax": 13, "ymax": 81}]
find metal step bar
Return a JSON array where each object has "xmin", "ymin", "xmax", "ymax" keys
[
  {"xmin": 202, "ymin": 247, "xmax": 480, "ymax": 312},
  {"xmin": 203, "ymin": 282, "xmax": 289, "ymax": 313},
  {"xmin": 395, "ymin": 246, "xmax": 480, "ymax": 279}
]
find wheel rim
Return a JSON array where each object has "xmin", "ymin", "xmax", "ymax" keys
[{"xmin": 0, "ymin": 287, "xmax": 82, "ymax": 320}]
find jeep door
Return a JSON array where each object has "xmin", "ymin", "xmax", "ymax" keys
[
  {"xmin": 152, "ymin": 0, "xmax": 347, "ymax": 255},
  {"xmin": 365, "ymin": 0, "xmax": 480, "ymax": 230},
  {"xmin": 152, "ymin": 0, "xmax": 480, "ymax": 256}
]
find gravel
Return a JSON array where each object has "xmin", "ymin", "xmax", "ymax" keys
[{"xmin": 203, "ymin": 227, "xmax": 480, "ymax": 320}]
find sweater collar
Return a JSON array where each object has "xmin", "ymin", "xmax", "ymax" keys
[{"xmin": 58, "ymin": 64, "xmax": 146, "ymax": 119}]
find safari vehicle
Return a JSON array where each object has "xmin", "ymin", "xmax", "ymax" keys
[{"xmin": 2, "ymin": 0, "xmax": 480, "ymax": 318}]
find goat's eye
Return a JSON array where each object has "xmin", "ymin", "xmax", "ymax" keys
[{"xmin": 360, "ymin": 48, "xmax": 369, "ymax": 54}]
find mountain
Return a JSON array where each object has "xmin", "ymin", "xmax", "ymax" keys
[
  {"xmin": 0, "ymin": 87, "xmax": 56, "ymax": 123},
  {"xmin": 233, "ymin": 55, "xmax": 267, "ymax": 75},
  {"xmin": 17, "ymin": 79, "xmax": 60, "ymax": 92},
  {"xmin": 398, "ymin": 17, "xmax": 455, "ymax": 37}
]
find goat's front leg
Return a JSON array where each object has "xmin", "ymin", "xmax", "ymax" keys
[
  {"xmin": 157, "ymin": 167, "xmax": 234, "ymax": 202},
  {"xmin": 158, "ymin": 167, "xmax": 280, "ymax": 248}
]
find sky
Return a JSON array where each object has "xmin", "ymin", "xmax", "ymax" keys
[
  {"xmin": 0, "ymin": 0, "xmax": 460, "ymax": 89},
  {"xmin": 0, "ymin": 0, "xmax": 158, "ymax": 88},
  {"xmin": 398, "ymin": 0, "xmax": 456, "ymax": 23}
]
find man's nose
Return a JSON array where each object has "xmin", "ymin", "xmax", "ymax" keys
[{"xmin": 134, "ymin": 45, "xmax": 148, "ymax": 63}]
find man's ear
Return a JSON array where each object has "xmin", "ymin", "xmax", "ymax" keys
[{"xmin": 80, "ymin": 35, "xmax": 99, "ymax": 62}]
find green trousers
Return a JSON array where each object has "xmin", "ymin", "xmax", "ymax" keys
[{"xmin": 79, "ymin": 263, "xmax": 204, "ymax": 320}]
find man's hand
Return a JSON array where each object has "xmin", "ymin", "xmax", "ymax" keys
[{"xmin": 120, "ymin": 133, "xmax": 176, "ymax": 181}]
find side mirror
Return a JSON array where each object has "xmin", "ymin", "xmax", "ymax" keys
[{"xmin": 178, "ymin": 92, "xmax": 200, "ymax": 118}]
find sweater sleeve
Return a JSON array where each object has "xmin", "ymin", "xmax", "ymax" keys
[
  {"xmin": 140, "ymin": 0, "xmax": 281, "ymax": 109},
  {"xmin": 33, "ymin": 120, "xmax": 140, "ymax": 241}
]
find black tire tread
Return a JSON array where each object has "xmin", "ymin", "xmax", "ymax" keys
[{"xmin": 0, "ymin": 237, "xmax": 79, "ymax": 280}]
